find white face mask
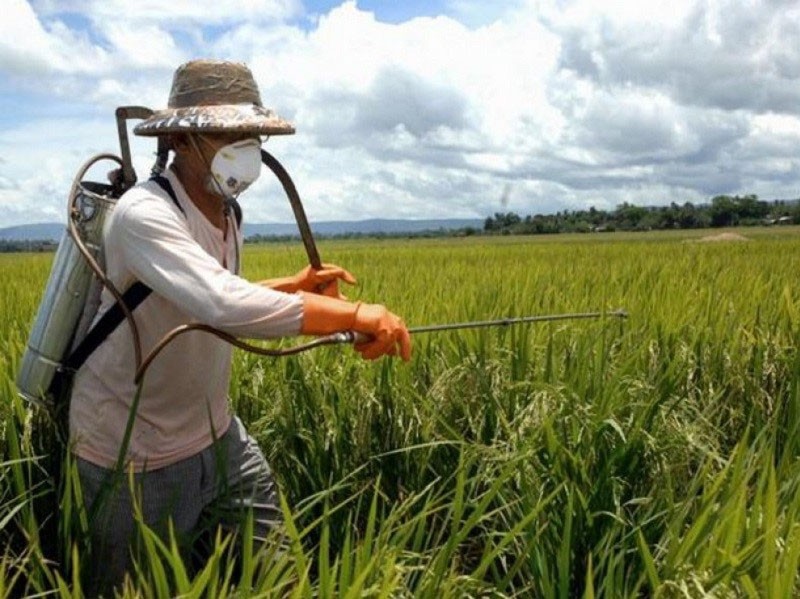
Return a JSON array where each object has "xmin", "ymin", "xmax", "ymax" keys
[{"xmin": 205, "ymin": 138, "xmax": 262, "ymax": 199}]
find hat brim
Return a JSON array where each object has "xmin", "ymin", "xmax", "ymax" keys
[{"xmin": 133, "ymin": 104, "xmax": 295, "ymax": 137}]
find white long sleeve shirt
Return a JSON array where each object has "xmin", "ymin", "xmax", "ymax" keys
[{"xmin": 69, "ymin": 167, "xmax": 303, "ymax": 471}]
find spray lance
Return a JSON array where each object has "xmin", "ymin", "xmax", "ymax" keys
[{"xmin": 130, "ymin": 148, "xmax": 628, "ymax": 383}]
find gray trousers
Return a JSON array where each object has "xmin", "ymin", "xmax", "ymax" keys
[{"xmin": 77, "ymin": 417, "xmax": 282, "ymax": 593}]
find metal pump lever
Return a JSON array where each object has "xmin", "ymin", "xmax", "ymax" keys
[{"xmin": 260, "ymin": 149, "xmax": 323, "ymax": 270}]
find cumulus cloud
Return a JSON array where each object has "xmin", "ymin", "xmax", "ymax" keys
[
  {"xmin": 1, "ymin": 0, "xmax": 800, "ymax": 228},
  {"xmin": 305, "ymin": 65, "xmax": 473, "ymax": 165},
  {"xmin": 354, "ymin": 67, "xmax": 469, "ymax": 138},
  {"xmin": 31, "ymin": 0, "xmax": 302, "ymax": 27},
  {"xmin": 1, "ymin": 0, "xmax": 111, "ymax": 76},
  {"xmin": 552, "ymin": 0, "xmax": 800, "ymax": 115}
]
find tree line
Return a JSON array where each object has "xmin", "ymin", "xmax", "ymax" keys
[
  {"xmin": 484, "ymin": 195, "xmax": 800, "ymax": 235},
  {"xmin": 4, "ymin": 194, "xmax": 798, "ymax": 252},
  {"xmin": 0, "ymin": 240, "xmax": 58, "ymax": 253}
]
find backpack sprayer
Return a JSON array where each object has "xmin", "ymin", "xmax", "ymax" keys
[
  {"xmin": 16, "ymin": 107, "xmax": 163, "ymax": 406},
  {"xmin": 16, "ymin": 106, "xmax": 628, "ymax": 405}
]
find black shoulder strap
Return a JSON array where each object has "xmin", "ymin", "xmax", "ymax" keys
[
  {"xmin": 63, "ymin": 282, "xmax": 152, "ymax": 372},
  {"xmin": 230, "ymin": 199, "xmax": 243, "ymax": 228},
  {"xmin": 151, "ymin": 175, "xmax": 185, "ymax": 216}
]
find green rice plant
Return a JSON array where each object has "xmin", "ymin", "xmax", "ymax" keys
[{"xmin": 1, "ymin": 228, "xmax": 800, "ymax": 595}]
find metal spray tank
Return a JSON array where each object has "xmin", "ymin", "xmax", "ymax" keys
[{"xmin": 16, "ymin": 107, "xmax": 163, "ymax": 405}]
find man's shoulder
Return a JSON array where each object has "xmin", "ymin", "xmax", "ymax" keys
[{"xmin": 115, "ymin": 180, "xmax": 184, "ymax": 223}]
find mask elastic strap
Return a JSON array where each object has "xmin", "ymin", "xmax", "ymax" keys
[
  {"xmin": 188, "ymin": 134, "xmax": 241, "ymax": 273},
  {"xmin": 188, "ymin": 134, "xmax": 235, "ymax": 205}
]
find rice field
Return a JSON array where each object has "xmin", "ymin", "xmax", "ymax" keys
[{"xmin": 1, "ymin": 227, "xmax": 799, "ymax": 597}]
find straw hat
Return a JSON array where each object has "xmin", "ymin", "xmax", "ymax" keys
[{"xmin": 134, "ymin": 59, "xmax": 295, "ymax": 137}]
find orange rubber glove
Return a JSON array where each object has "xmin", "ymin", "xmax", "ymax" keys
[
  {"xmin": 300, "ymin": 292, "xmax": 412, "ymax": 361},
  {"xmin": 259, "ymin": 264, "xmax": 356, "ymax": 299}
]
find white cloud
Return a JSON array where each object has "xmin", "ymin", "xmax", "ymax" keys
[
  {"xmin": 551, "ymin": 0, "xmax": 800, "ymax": 114},
  {"xmin": 1, "ymin": 0, "xmax": 112, "ymax": 76},
  {"xmin": 100, "ymin": 22, "xmax": 185, "ymax": 69},
  {"xmin": 32, "ymin": 0, "xmax": 303, "ymax": 26},
  {"xmin": 2, "ymin": 0, "xmax": 800, "ymax": 229}
]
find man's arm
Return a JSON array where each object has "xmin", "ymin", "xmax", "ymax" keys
[{"xmin": 113, "ymin": 194, "xmax": 303, "ymax": 339}]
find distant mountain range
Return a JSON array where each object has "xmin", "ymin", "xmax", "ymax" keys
[{"xmin": 0, "ymin": 218, "xmax": 484, "ymax": 242}]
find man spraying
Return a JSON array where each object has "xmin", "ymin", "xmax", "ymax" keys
[{"xmin": 69, "ymin": 59, "xmax": 411, "ymax": 591}]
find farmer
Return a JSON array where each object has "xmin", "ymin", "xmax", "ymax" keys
[{"xmin": 69, "ymin": 59, "xmax": 411, "ymax": 591}]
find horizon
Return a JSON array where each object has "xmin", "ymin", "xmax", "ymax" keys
[{"xmin": 4, "ymin": 192, "xmax": 796, "ymax": 239}]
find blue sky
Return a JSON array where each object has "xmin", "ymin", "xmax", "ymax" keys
[
  {"xmin": 2, "ymin": 0, "xmax": 800, "ymax": 227},
  {"xmin": 306, "ymin": 0, "xmax": 450, "ymax": 23}
]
